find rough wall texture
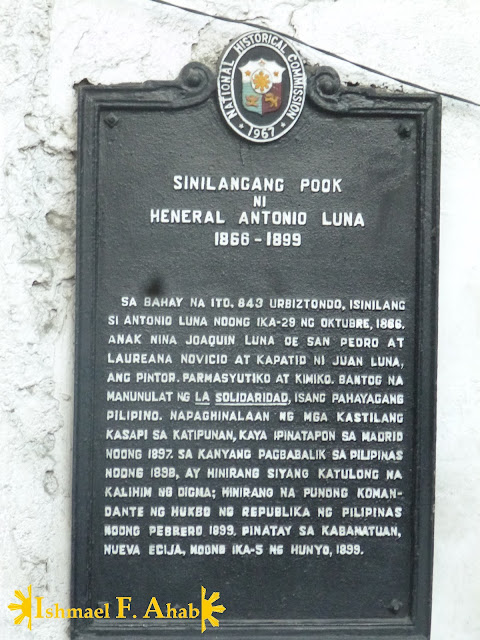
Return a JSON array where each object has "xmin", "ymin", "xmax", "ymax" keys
[{"xmin": 0, "ymin": 1, "xmax": 479, "ymax": 638}]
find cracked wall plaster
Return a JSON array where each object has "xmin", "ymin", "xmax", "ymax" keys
[
  {"xmin": 155, "ymin": 0, "xmax": 480, "ymax": 104},
  {"xmin": 0, "ymin": 1, "xmax": 479, "ymax": 639}
]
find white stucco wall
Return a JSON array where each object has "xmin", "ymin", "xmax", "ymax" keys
[{"xmin": 0, "ymin": 1, "xmax": 479, "ymax": 638}]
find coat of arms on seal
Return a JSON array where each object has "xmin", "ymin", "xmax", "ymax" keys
[
  {"xmin": 218, "ymin": 31, "xmax": 306, "ymax": 143},
  {"xmin": 239, "ymin": 59, "xmax": 285, "ymax": 115}
]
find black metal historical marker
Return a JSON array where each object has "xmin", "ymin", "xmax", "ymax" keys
[{"xmin": 73, "ymin": 31, "xmax": 440, "ymax": 640}]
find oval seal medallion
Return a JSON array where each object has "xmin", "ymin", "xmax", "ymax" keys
[{"xmin": 218, "ymin": 31, "xmax": 306, "ymax": 143}]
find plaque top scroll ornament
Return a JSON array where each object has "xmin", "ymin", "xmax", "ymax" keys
[{"xmin": 218, "ymin": 30, "xmax": 306, "ymax": 143}]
